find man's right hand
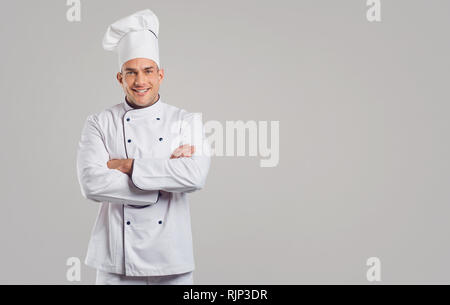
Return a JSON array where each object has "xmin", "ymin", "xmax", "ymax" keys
[{"xmin": 170, "ymin": 144, "xmax": 195, "ymax": 159}]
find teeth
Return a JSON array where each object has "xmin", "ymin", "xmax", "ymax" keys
[{"xmin": 134, "ymin": 89, "xmax": 149, "ymax": 93}]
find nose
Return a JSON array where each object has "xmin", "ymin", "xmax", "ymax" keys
[{"xmin": 134, "ymin": 71, "xmax": 147, "ymax": 87}]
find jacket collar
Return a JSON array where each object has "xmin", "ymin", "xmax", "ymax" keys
[{"xmin": 122, "ymin": 95, "xmax": 164, "ymax": 118}]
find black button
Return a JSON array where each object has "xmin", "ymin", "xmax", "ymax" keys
[
  {"xmin": 158, "ymin": 220, "xmax": 162, "ymax": 224},
  {"xmin": 127, "ymin": 139, "xmax": 131, "ymax": 143},
  {"xmin": 126, "ymin": 221, "xmax": 131, "ymax": 225},
  {"xmin": 159, "ymin": 137, "xmax": 163, "ymax": 141},
  {"xmin": 156, "ymin": 118, "xmax": 160, "ymax": 120},
  {"xmin": 126, "ymin": 118, "xmax": 130, "ymax": 121}
]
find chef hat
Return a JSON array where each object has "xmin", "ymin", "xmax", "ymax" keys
[{"xmin": 102, "ymin": 9, "xmax": 160, "ymax": 70}]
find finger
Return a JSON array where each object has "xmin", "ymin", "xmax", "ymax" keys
[
  {"xmin": 171, "ymin": 145, "xmax": 193, "ymax": 159},
  {"xmin": 181, "ymin": 146, "xmax": 194, "ymax": 158},
  {"xmin": 171, "ymin": 145, "xmax": 186, "ymax": 156},
  {"xmin": 181, "ymin": 151, "xmax": 192, "ymax": 158},
  {"xmin": 171, "ymin": 151, "xmax": 184, "ymax": 159}
]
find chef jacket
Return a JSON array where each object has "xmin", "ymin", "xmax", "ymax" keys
[{"xmin": 76, "ymin": 96, "xmax": 211, "ymax": 276}]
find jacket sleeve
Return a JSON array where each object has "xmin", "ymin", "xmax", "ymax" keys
[
  {"xmin": 76, "ymin": 115, "xmax": 159, "ymax": 205},
  {"xmin": 131, "ymin": 112, "xmax": 211, "ymax": 193}
]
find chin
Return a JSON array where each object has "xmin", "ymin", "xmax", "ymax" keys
[
  {"xmin": 137, "ymin": 98, "xmax": 152, "ymax": 105},
  {"xmin": 128, "ymin": 92, "xmax": 157, "ymax": 107}
]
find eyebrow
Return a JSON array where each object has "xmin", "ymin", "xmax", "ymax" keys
[{"xmin": 124, "ymin": 67, "xmax": 155, "ymax": 72}]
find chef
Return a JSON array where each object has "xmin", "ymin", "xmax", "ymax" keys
[{"xmin": 76, "ymin": 9, "xmax": 211, "ymax": 285}]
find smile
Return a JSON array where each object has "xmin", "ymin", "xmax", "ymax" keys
[
  {"xmin": 131, "ymin": 88, "xmax": 150, "ymax": 96},
  {"xmin": 132, "ymin": 88, "xmax": 150, "ymax": 94}
]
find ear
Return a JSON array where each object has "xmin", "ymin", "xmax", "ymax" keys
[
  {"xmin": 158, "ymin": 68, "xmax": 165, "ymax": 83},
  {"xmin": 116, "ymin": 72, "xmax": 123, "ymax": 84}
]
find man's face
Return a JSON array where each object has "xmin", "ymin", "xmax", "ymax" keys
[{"xmin": 117, "ymin": 58, "xmax": 164, "ymax": 107}]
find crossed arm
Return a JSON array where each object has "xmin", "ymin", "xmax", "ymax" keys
[
  {"xmin": 76, "ymin": 114, "xmax": 210, "ymax": 206},
  {"xmin": 107, "ymin": 144, "xmax": 195, "ymax": 176}
]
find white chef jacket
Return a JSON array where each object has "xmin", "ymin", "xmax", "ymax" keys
[{"xmin": 76, "ymin": 97, "xmax": 211, "ymax": 276}]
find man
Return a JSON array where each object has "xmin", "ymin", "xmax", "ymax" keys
[{"xmin": 76, "ymin": 9, "xmax": 211, "ymax": 285}]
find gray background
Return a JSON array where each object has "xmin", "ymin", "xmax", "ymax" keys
[{"xmin": 1, "ymin": 0, "xmax": 449, "ymax": 284}]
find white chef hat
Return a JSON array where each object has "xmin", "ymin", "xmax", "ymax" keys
[{"xmin": 102, "ymin": 9, "xmax": 160, "ymax": 71}]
